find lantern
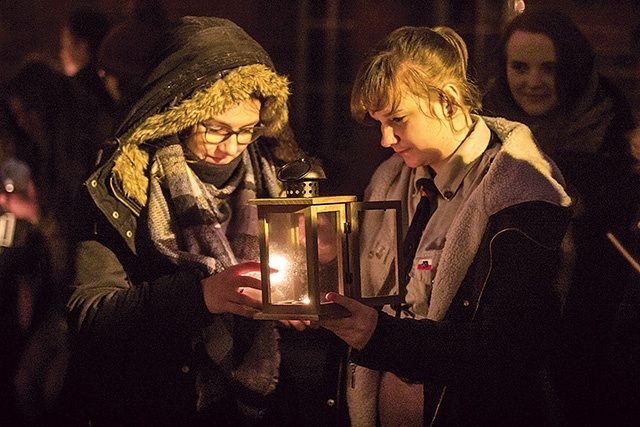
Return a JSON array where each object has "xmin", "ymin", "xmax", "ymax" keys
[{"xmin": 249, "ymin": 159, "xmax": 403, "ymax": 320}]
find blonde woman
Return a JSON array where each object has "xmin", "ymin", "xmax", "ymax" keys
[{"xmin": 321, "ymin": 25, "xmax": 573, "ymax": 427}]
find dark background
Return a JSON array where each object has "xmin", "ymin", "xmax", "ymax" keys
[{"xmin": 0, "ymin": 0, "xmax": 638, "ymax": 198}]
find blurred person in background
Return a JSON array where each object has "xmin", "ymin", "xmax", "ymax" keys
[
  {"xmin": 96, "ymin": 12, "xmax": 166, "ymax": 123},
  {"xmin": 60, "ymin": 7, "xmax": 115, "ymax": 137},
  {"xmin": 0, "ymin": 153, "xmax": 69, "ymax": 427},
  {"xmin": 2, "ymin": 59, "xmax": 108, "ymax": 278}
]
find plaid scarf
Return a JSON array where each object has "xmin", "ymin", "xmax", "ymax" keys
[{"xmin": 146, "ymin": 142, "xmax": 281, "ymax": 419}]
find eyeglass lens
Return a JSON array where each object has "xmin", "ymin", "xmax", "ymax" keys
[{"xmin": 204, "ymin": 125, "xmax": 263, "ymax": 145}]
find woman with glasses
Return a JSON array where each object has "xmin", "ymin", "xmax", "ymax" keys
[{"xmin": 59, "ymin": 16, "xmax": 325, "ymax": 427}]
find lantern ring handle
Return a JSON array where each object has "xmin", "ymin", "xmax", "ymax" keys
[{"xmin": 277, "ymin": 158, "xmax": 326, "ymax": 182}]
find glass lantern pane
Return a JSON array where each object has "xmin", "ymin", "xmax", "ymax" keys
[
  {"xmin": 358, "ymin": 206, "xmax": 399, "ymax": 298},
  {"xmin": 316, "ymin": 210, "xmax": 340, "ymax": 303},
  {"xmin": 265, "ymin": 211, "xmax": 310, "ymax": 305}
]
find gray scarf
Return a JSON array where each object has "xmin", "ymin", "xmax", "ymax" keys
[{"xmin": 146, "ymin": 142, "xmax": 281, "ymax": 419}]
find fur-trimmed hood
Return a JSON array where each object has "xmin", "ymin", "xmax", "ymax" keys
[{"xmin": 109, "ymin": 16, "xmax": 292, "ymax": 207}]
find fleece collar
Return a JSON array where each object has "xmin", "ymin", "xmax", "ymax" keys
[{"xmin": 427, "ymin": 115, "xmax": 572, "ymax": 321}]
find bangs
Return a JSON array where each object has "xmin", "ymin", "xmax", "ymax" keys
[
  {"xmin": 351, "ymin": 57, "xmax": 442, "ymax": 123},
  {"xmin": 351, "ymin": 55, "xmax": 404, "ymax": 122}
]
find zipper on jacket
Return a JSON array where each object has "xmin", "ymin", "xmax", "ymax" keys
[{"xmin": 109, "ymin": 175, "xmax": 142, "ymax": 216}]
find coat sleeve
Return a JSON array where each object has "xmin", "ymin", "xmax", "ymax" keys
[
  {"xmin": 66, "ymin": 187, "xmax": 211, "ymax": 351},
  {"xmin": 68, "ymin": 240, "xmax": 210, "ymax": 340},
  {"xmin": 351, "ymin": 219, "xmax": 564, "ymax": 385}
]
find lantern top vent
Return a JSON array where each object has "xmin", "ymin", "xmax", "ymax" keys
[{"xmin": 277, "ymin": 158, "xmax": 326, "ymax": 198}]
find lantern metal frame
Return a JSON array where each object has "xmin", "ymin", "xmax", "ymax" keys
[{"xmin": 249, "ymin": 195, "xmax": 403, "ymax": 320}]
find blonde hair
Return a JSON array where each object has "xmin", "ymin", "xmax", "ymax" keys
[{"xmin": 350, "ymin": 26, "xmax": 481, "ymax": 123}]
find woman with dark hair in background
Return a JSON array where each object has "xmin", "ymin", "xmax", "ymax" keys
[{"xmin": 482, "ymin": 9, "xmax": 640, "ymax": 425}]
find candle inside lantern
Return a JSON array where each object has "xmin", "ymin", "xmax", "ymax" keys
[
  {"xmin": 249, "ymin": 158, "xmax": 403, "ymax": 320},
  {"xmin": 266, "ymin": 209, "xmax": 311, "ymax": 306},
  {"xmin": 268, "ymin": 253, "xmax": 288, "ymax": 285},
  {"xmin": 267, "ymin": 253, "xmax": 311, "ymax": 305}
]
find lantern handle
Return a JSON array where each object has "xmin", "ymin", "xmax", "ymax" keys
[{"xmin": 277, "ymin": 158, "xmax": 327, "ymax": 182}]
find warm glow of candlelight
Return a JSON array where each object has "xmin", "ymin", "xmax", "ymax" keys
[
  {"xmin": 269, "ymin": 253, "xmax": 288, "ymax": 284},
  {"xmin": 267, "ymin": 252, "xmax": 311, "ymax": 305}
]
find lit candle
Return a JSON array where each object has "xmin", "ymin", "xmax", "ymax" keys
[
  {"xmin": 269, "ymin": 254, "xmax": 288, "ymax": 285},
  {"xmin": 268, "ymin": 252, "xmax": 310, "ymax": 305}
]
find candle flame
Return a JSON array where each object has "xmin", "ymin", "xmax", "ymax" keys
[
  {"xmin": 269, "ymin": 254, "xmax": 288, "ymax": 284},
  {"xmin": 268, "ymin": 252, "xmax": 310, "ymax": 305}
]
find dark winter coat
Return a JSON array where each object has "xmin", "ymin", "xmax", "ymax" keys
[{"xmin": 349, "ymin": 117, "xmax": 573, "ymax": 426}]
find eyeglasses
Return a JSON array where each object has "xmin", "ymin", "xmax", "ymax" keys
[{"xmin": 202, "ymin": 123, "xmax": 265, "ymax": 145}]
